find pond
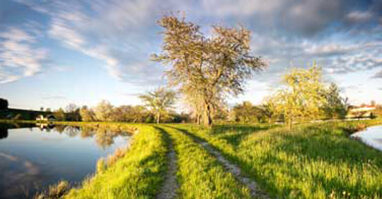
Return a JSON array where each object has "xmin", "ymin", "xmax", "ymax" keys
[
  {"xmin": 0, "ymin": 123, "xmax": 132, "ymax": 199},
  {"xmin": 351, "ymin": 125, "xmax": 382, "ymax": 152}
]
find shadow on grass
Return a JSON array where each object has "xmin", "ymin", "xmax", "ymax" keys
[
  {"xmin": 170, "ymin": 123, "xmax": 382, "ymax": 198},
  {"xmin": 209, "ymin": 124, "xmax": 277, "ymax": 147}
]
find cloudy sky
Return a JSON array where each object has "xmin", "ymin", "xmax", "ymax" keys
[{"xmin": 0, "ymin": 0, "xmax": 381, "ymax": 110}]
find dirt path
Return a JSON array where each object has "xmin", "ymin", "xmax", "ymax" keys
[
  {"xmin": 155, "ymin": 127, "xmax": 178, "ymax": 199},
  {"xmin": 170, "ymin": 126, "xmax": 269, "ymax": 199}
]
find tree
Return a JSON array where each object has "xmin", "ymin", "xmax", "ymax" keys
[
  {"xmin": 232, "ymin": 101, "xmax": 258, "ymax": 123},
  {"xmin": 0, "ymin": 98, "xmax": 8, "ymax": 110},
  {"xmin": 54, "ymin": 108, "xmax": 66, "ymax": 121},
  {"xmin": 323, "ymin": 83, "xmax": 348, "ymax": 119},
  {"xmin": 152, "ymin": 15, "xmax": 266, "ymax": 126},
  {"xmin": 65, "ymin": 103, "xmax": 81, "ymax": 121},
  {"xmin": 139, "ymin": 88, "xmax": 176, "ymax": 124},
  {"xmin": 94, "ymin": 100, "xmax": 114, "ymax": 122},
  {"xmin": 271, "ymin": 64, "xmax": 327, "ymax": 129},
  {"xmin": 80, "ymin": 106, "xmax": 95, "ymax": 122}
]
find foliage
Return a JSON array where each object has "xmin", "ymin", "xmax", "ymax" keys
[
  {"xmin": 232, "ymin": 101, "xmax": 263, "ymax": 123},
  {"xmin": 139, "ymin": 88, "xmax": 176, "ymax": 124},
  {"xmin": 271, "ymin": 64, "xmax": 327, "ymax": 128},
  {"xmin": 94, "ymin": 100, "xmax": 114, "ymax": 122},
  {"xmin": 79, "ymin": 106, "xmax": 95, "ymax": 122},
  {"xmin": 53, "ymin": 108, "xmax": 66, "ymax": 121},
  {"xmin": 152, "ymin": 15, "xmax": 266, "ymax": 126},
  {"xmin": 176, "ymin": 120, "xmax": 382, "ymax": 199},
  {"xmin": 323, "ymin": 83, "xmax": 348, "ymax": 119},
  {"xmin": 65, "ymin": 103, "xmax": 81, "ymax": 121}
]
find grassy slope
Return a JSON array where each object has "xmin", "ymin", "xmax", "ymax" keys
[
  {"xmin": 157, "ymin": 125, "xmax": 251, "ymax": 199},
  {"xmin": 175, "ymin": 120, "xmax": 382, "ymax": 199},
  {"xmin": 64, "ymin": 124, "xmax": 168, "ymax": 199}
]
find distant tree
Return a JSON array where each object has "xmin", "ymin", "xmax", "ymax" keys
[
  {"xmin": 0, "ymin": 98, "xmax": 8, "ymax": 110},
  {"xmin": 152, "ymin": 15, "xmax": 266, "ymax": 126},
  {"xmin": 323, "ymin": 83, "xmax": 348, "ymax": 119},
  {"xmin": 272, "ymin": 64, "xmax": 327, "ymax": 129},
  {"xmin": 232, "ymin": 101, "xmax": 258, "ymax": 123},
  {"xmin": 65, "ymin": 103, "xmax": 81, "ymax": 121},
  {"xmin": 40, "ymin": 107, "xmax": 44, "ymax": 111},
  {"xmin": 45, "ymin": 108, "xmax": 52, "ymax": 113},
  {"xmin": 54, "ymin": 108, "xmax": 66, "ymax": 121},
  {"xmin": 80, "ymin": 106, "xmax": 95, "ymax": 122},
  {"xmin": 139, "ymin": 88, "xmax": 176, "ymax": 124},
  {"xmin": 130, "ymin": 105, "xmax": 148, "ymax": 123},
  {"xmin": 94, "ymin": 100, "xmax": 114, "ymax": 122},
  {"xmin": 260, "ymin": 97, "xmax": 278, "ymax": 123}
]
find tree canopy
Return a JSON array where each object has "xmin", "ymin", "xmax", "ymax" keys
[
  {"xmin": 271, "ymin": 64, "xmax": 327, "ymax": 129},
  {"xmin": 139, "ymin": 87, "xmax": 176, "ymax": 124},
  {"xmin": 152, "ymin": 15, "xmax": 266, "ymax": 126}
]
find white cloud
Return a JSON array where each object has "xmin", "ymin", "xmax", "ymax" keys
[
  {"xmin": 346, "ymin": 10, "xmax": 373, "ymax": 23},
  {"xmin": 17, "ymin": 0, "xmax": 163, "ymax": 84},
  {"xmin": 0, "ymin": 27, "xmax": 48, "ymax": 84}
]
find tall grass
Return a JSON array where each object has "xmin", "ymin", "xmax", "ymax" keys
[
  {"xmin": 176, "ymin": 120, "xmax": 382, "ymax": 199},
  {"xmin": 157, "ymin": 126, "xmax": 252, "ymax": 199},
  {"xmin": 62, "ymin": 124, "xmax": 168, "ymax": 199}
]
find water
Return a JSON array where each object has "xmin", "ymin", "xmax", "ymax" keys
[
  {"xmin": 351, "ymin": 125, "xmax": 382, "ymax": 151},
  {"xmin": 0, "ymin": 123, "xmax": 132, "ymax": 199}
]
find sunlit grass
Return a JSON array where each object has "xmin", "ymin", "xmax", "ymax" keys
[
  {"xmin": 157, "ymin": 125, "xmax": 251, "ymax": 199},
  {"xmin": 62, "ymin": 123, "xmax": 168, "ymax": 199},
  {"xmin": 175, "ymin": 120, "xmax": 382, "ymax": 199}
]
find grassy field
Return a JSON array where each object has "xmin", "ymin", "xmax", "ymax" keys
[
  {"xmin": 175, "ymin": 120, "xmax": 382, "ymax": 199},
  {"xmin": 50, "ymin": 123, "xmax": 169, "ymax": 199},
  {"xmin": 156, "ymin": 125, "xmax": 252, "ymax": 199},
  {"xmin": 10, "ymin": 119, "xmax": 380, "ymax": 198}
]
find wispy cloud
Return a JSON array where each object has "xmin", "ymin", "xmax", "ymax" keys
[
  {"xmin": 16, "ymin": 0, "xmax": 165, "ymax": 84},
  {"xmin": 0, "ymin": 27, "xmax": 48, "ymax": 83},
  {"xmin": 373, "ymin": 70, "xmax": 382, "ymax": 79}
]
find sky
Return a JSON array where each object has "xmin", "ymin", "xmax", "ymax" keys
[{"xmin": 0, "ymin": 0, "xmax": 381, "ymax": 110}]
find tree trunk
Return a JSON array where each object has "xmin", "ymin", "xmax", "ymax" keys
[
  {"xmin": 288, "ymin": 118, "xmax": 292, "ymax": 130},
  {"xmin": 203, "ymin": 103, "xmax": 213, "ymax": 127},
  {"xmin": 157, "ymin": 112, "xmax": 161, "ymax": 124},
  {"xmin": 196, "ymin": 113, "xmax": 201, "ymax": 125}
]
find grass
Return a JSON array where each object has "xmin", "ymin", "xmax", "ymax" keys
[
  {"xmin": 174, "ymin": 120, "xmax": 382, "ymax": 199},
  {"xmin": 61, "ymin": 123, "xmax": 168, "ymax": 199},
  {"xmin": 156, "ymin": 125, "xmax": 252, "ymax": 199}
]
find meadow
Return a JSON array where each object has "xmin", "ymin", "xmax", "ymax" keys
[{"xmin": 29, "ymin": 119, "xmax": 382, "ymax": 199}]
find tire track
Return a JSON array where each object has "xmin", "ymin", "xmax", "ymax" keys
[
  {"xmin": 168, "ymin": 126, "xmax": 270, "ymax": 199},
  {"xmin": 155, "ymin": 127, "xmax": 178, "ymax": 199}
]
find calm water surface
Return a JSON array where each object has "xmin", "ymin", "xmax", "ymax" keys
[
  {"xmin": 351, "ymin": 125, "xmax": 382, "ymax": 151},
  {"xmin": 0, "ymin": 123, "xmax": 131, "ymax": 199}
]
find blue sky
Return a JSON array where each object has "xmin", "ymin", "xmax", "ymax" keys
[{"xmin": 0, "ymin": 0, "xmax": 381, "ymax": 110}]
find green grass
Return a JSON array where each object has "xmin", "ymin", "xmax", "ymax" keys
[
  {"xmin": 63, "ymin": 123, "xmax": 168, "ymax": 199},
  {"xmin": 174, "ymin": 120, "xmax": 382, "ymax": 199},
  {"xmin": 156, "ymin": 125, "xmax": 251, "ymax": 199}
]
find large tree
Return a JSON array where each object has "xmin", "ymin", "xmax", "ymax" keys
[
  {"xmin": 139, "ymin": 88, "xmax": 176, "ymax": 124},
  {"xmin": 152, "ymin": 15, "xmax": 266, "ymax": 126},
  {"xmin": 272, "ymin": 65, "xmax": 327, "ymax": 129}
]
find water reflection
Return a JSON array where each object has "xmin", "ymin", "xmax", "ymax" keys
[
  {"xmin": 0, "ymin": 126, "xmax": 8, "ymax": 139},
  {"xmin": 351, "ymin": 125, "xmax": 382, "ymax": 151},
  {"xmin": 0, "ymin": 123, "xmax": 132, "ymax": 199}
]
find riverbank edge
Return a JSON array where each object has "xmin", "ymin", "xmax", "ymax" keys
[{"xmin": 26, "ymin": 121, "xmax": 169, "ymax": 199}]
